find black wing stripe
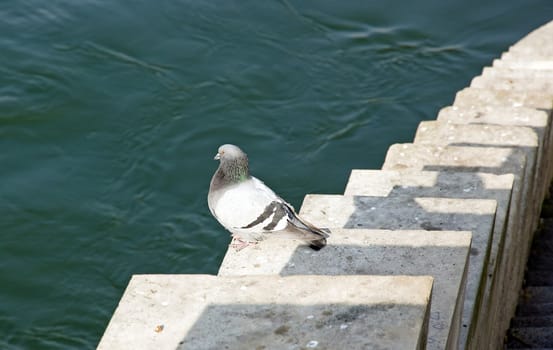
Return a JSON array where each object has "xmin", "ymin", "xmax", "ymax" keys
[
  {"xmin": 241, "ymin": 202, "xmax": 277, "ymax": 229},
  {"xmin": 263, "ymin": 203, "xmax": 287, "ymax": 230}
]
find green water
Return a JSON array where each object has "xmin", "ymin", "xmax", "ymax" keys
[{"xmin": 1, "ymin": 1, "xmax": 552, "ymax": 348}]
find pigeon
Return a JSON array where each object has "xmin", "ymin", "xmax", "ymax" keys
[{"xmin": 208, "ymin": 144, "xmax": 328, "ymax": 250}]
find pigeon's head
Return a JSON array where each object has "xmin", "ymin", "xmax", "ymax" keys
[
  {"xmin": 214, "ymin": 144, "xmax": 247, "ymax": 162},
  {"xmin": 214, "ymin": 144, "xmax": 249, "ymax": 181}
]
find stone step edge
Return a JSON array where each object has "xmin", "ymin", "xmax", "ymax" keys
[{"xmin": 98, "ymin": 274, "xmax": 434, "ymax": 350}]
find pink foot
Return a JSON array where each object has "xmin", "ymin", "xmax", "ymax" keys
[{"xmin": 230, "ymin": 237, "xmax": 258, "ymax": 251}]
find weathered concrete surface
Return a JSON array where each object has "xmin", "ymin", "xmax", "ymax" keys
[
  {"xmin": 344, "ymin": 169, "xmax": 512, "ymax": 199},
  {"xmin": 437, "ymin": 105, "xmax": 552, "ymax": 206},
  {"xmin": 383, "ymin": 144, "xmax": 526, "ymax": 176},
  {"xmin": 434, "ymin": 106, "xmax": 553, "ymax": 347},
  {"xmin": 493, "ymin": 58, "xmax": 553, "ymax": 70},
  {"xmin": 414, "ymin": 121, "xmax": 538, "ymax": 233},
  {"xmin": 438, "ymin": 105, "xmax": 549, "ymax": 130},
  {"xmin": 381, "ymin": 143, "xmax": 527, "ymax": 349},
  {"xmin": 451, "ymin": 87, "xmax": 553, "ymax": 186},
  {"xmin": 454, "ymin": 87, "xmax": 553, "ymax": 111},
  {"xmin": 296, "ymin": 191, "xmax": 495, "ymax": 350},
  {"xmin": 381, "ymin": 145, "xmax": 526, "ymax": 246},
  {"xmin": 471, "ymin": 75, "xmax": 553, "ymax": 94},
  {"xmin": 414, "ymin": 121, "xmax": 538, "ymax": 231},
  {"xmin": 481, "ymin": 66, "xmax": 553, "ymax": 79},
  {"xmin": 344, "ymin": 170, "xmax": 511, "ymax": 282},
  {"xmin": 346, "ymin": 172, "xmax": 511, "ymax": 299},
  {"xmin": 382, "ymin": 144, "xmax": 526, "ymax": 249},
  {"xmin": 344, "ymin": 169, "xmax": 516, "ymax": 349},
  {"xmin": 414, "ymin": 121, "xmax": 539, "ymax": 159},
  {"xmin": 98, "ymin": 274, "xmax": 433, "ymax": 350},
  {"xmin": 413, "ymin": 121, "xmax": 538, "ymax": 257},
  {"xmin": 220, "ymin": 229, "xmax": 471, "ymax": 350},
  {"xmin": 473, "ymin": 61, "xmax": 553, "ymax": 94},
  {"xmin": 451, "ymin": 90, "xmax": 553, "ymax": 272},
  {"xmin": 502, "ymin": 50, "xmax": 553, "ymax": 61}
]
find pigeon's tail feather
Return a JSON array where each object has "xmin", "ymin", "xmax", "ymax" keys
[
  {"xmin": 305, "ymin": 225, "xmax": 328, "ymax": 250},
  {"xmin": 282, "ymin": 202, "xmax": 330, "ymax": 250},
  {"xmin": 309, "ymin": 236, "xmax": 327, "ymax": 251}
]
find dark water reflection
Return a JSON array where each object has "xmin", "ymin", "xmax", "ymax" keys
[{"xmin": 0, "ymin": 0, "xmax": 551, "ymax": 348}]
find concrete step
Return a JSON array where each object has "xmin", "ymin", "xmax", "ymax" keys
[
  {"xmin": 295, "ymin": 191, "xmax": 495, "ymax": 350},
  {"xmin": 220, "ymin": 228, "xmax": 470, "ymax": 350},
  {"xmin": 383, "ymin": 143, "xmax": 527, "ymax": 178},
  {"xmin": 493, "ymin": 57, "xmax": 553, "ymax": 70},
  {"xmin": 470, "ymin": 75, "xmax": 553, "ymax": 94},
  {"xmin": 492, "ymin": 58, "xmax": 553, "ymax": 72},
  {"xmin": 505, "ymin": 44, "xmax": 553, "ymax": 61},
  {"xmin": 98, "ymin": 274, "xmax": 434, "ymax": 350},
  {"xmin": 344, "ymin": 169, "xmax": 514, "ymax": 201},
  {"xmin": 505, "ymin": 327, "xmax": 553, "ymax": 348},
  {"xmin": 343, "ymin": 169, "xmax": 513, "ymax": 349},
  {"xmin": 481, "ymin": 66, "xmax": 553, "ymax": 79},
  {"xmin": 502, "ymin": 50, "xmax": 553, "ymax": 61},
  {"xmin": 381, "ymin": 143, "xmax": 527, "ymax": 349},
  {"xmin": 345, "ymin": 168, "xmax": 521, "ymax": 349},
  {"xmin": 344, "ymin": 170, "xmax": 511, "ymax": 291},
  {"xmin": 482, "ymin": 65, "xmax": 553, "ymax": 77},
  {"xmin": 414, "ymin": 120, "xmax": 540, "ymax": 236},
  {"xmin": 382, "ymin": 144, "xmax": 526, "ymax": 251},
  {"xmin": 454, "ymin": 87, "xmax": 553, "ymax": 111},
  {"xmin": 436, "ymin": 105, "xmax": 552, "ymax": 205},
  {"xmin": 413, "ymin": 120, "xmax": 539, "ymax": 173},
  {"xmin": 437, "ymin": 105, "xmax": 549, "ymax": 131},
  {"xmin": 413, "ymin": 120, "xmax": 539, "ymax": 179}
]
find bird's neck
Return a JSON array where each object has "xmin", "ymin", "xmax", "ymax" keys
[{"xmin": 221, "ymin": 160, "xmax": 249, "ymax": 183}]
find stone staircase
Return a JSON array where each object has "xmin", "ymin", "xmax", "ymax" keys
[
  {"xmin": 98, "ymin": 20, "xmax": 553, "ymax": 349},
  {"xmin": 505, "ymin": 209, "xmax": 553, "ymax": 348}
]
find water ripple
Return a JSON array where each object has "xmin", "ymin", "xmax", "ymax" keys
[{"xmin": 2, "ymin": 1, "xmax": 552, "ymax": 349}]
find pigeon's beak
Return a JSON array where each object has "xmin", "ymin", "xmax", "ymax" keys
[{"xmin": 214, "ymin": 153, "xmax": 220, "ymax": 160}]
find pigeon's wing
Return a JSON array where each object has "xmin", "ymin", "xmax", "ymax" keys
[
  {"xmin": 282, "ymin": 202, "xmax": 329, "ymax": 237},
  {"xmin": 276, "ymin": 200, "xmax": 329, "ymax": 250},
  {"xmin": 245, "ymin": 179, "xmax": 329, "ymax": 249}
]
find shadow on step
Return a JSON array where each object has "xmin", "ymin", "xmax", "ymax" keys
[{"xmin": 177, "ymin": 302, "xmax": 427, "ymax": 350}]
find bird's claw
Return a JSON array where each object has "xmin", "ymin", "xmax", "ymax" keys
[{"xmin": 230, "ymin": 237, "xmax": 258, "ymax": 251}]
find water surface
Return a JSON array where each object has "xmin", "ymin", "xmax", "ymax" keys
[{"xmin": 1, "ymin": 1, "xmax": 552, "ymax": 348}]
